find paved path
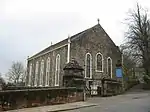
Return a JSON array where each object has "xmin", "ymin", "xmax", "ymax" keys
[
  {"xmin": 6, "ymin": 102, "xmax": 97, "ymax": 112},
  {"xmin": 67, "ymin": 84, "xmax": 150, "ymax": 112}
]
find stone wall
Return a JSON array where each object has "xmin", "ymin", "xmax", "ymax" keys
[
  {"xmin": 0, "ymin": 87, "xmax": 83, "ymax": 111},
  {"xmin": 101, "ymin": 79, "xmax": 122, "ymax": 96},
  {"xmin": 70, "ymin": 25, "xmax": 121, "ymax": 80},
  {"xmin": 70, "ymin": 25, "xmax": 121, "ymax": 93},
  {"xmin": 26, "ymin": 45, "xmax": 68, "ymax": 87}
]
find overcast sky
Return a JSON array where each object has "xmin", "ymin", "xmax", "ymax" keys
[{"xmin": 0, "ymin": 0, "xmax": 150, "ymax": 75}]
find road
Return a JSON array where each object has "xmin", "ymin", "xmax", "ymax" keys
[{"xmin": 66, "ymin": 85, "xmax": 150, "ymax": 112}]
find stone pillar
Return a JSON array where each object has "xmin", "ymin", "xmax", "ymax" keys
[{"xmin": 63, "ymin": 59, "xmax": 85, "ymax": 88}]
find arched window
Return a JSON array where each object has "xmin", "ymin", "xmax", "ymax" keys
[
  {"xmin": 96, "ymin": 53, "xmax": 103, "ymax": 72},
  {"xmin": 107, "ymin": 57, "xmax": 112, "ymax": 78},
  {"xmin": 39, "ymin": 60, "xmax": 44, "ymax": 86},
  {"xmin": 85, "ymin": 53, "xmax": 92, "ymax": 78},
  {"xmin": 28, "ymin": 63, "xmax": 32, "ymax": 86},
  {"xmin": 55, "ymin": 54, "xmax": 60, "ymax": 86},
  {"xmin": 34, "ymin": 61, "xmax": 39, "ymax": 86},
  {"xmin": 45, "ymin": 57, "xmax": 50, "ymax": 86}
]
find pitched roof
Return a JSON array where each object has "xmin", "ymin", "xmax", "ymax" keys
[
  {"xmin": 28, "ymin": 24, "xmax": 119, "ymax": 60},
  {"xmin": 28, "ymin": 24, "xmax": 96, "ymax": 60}
]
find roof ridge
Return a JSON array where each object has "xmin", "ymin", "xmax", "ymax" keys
[{"xmin": 28, "ymin": 24, "xmax": 100, "ymax": 60}]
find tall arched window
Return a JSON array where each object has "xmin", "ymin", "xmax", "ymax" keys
[
  {"xmin": 55, "ymin": 54, "xmax": 60, "ymax": 86},
  {"xmin": 96, "ymin": 53, "xmax": 103, "ymax": 72},
  {"xmin": 85, "ymin": 53, "xmax": 92, "ymax": 78},
  {"xmin": 28, "ymin": 63, "xmax": 32, "ymax": 86},
  {"xmin": 39, "ymin": 60, "xmax": 44, "ymax": 86},
  {"xmin": 45, "ymin": 57, "xmax": 50, "ymax": 86},
  {"xmin": 107, "ymin": 57, "xmax": 112, "ymax": 78},
  {"xmin": 34, "ymin": 61, "xmax": 39, "ymax": 86}
]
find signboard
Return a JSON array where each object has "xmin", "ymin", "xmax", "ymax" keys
[
  {"xmin": 91, "ymin": 85, "xmax": 98, "ymax": 95},
  {"xmin": 116, "ymin": 68, "xmax": 123, "ymax": 78}
]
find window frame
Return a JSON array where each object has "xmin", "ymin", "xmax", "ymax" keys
[
  {"xmin": 107, "ymin": 57, "xmax": 112, "ymax": 78},
  {"xmin": 85, "ymin": 53, "xmax": 92, "ymax": 79},
  {"xmin": 39, "ymin": 59, "xmax": 44, "ymax": 86},
  {"xmin": 34, "ymin": 61, "xmax": 39, "ymax": 86},
  {"xmin": 28, "ymin": 63, "xmax": 32, "ymax": 86},
  {"xmin": 95, "ymin": 52, "xmax": 103, "ymax": 72},
  {"xmin": 55, "ymin": 54, "xmax": 60, "ymax": 86},
  {"xmin": 45, "ymin": 57, "xmax": 50, "ymax": 86}
]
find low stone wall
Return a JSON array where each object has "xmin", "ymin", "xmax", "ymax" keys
[
  {"xmin": 0, "ymin": 87, "xmax": 83, "ymax": 111},
  {"xmin": 101, "ymin": 79, "xmax": 122, "ymax": 96},
  {"xmin": 125, "ymin": 79, "xmax": 139, "ymax": 90}
]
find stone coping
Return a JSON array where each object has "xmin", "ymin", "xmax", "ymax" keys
[{"xmin": 0, "ymin": 87, "xmax": 83, "ymax": 93}]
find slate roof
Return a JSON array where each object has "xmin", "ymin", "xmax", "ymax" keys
[
  {"xmin": 28, "ymin": 24, "xmax": 119, "ymax": 60},
  {"xmin": 28, "ymin": 24, "xmax": 95, "ymax": 60}
]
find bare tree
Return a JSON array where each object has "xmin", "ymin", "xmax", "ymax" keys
[
  {"xmin": 7, "ymin": 62, "xmax": 25, "ymax": 84},
  {"xmin": 0, "ymin": 73, "xmax": 5, "ymax": 84},
  {"xmin": 0, "ymin": 73, "xmax": 6, "ymax": 89},
  {"xmin": 125, "ymin": 4, "xmax": 150, "ymax": 76},
  {"xmin": 120, "ymin": 44, "xmax": 136, "ymax": 70}
]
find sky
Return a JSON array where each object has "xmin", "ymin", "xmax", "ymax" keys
[{"xmin": 0, "ymin": 0, "xmax": 150, "ymax": 76}]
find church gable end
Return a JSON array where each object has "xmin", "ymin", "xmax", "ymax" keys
[{"xmin": 70, "ymin": 24, "xmax": 121, "ymax": 79}]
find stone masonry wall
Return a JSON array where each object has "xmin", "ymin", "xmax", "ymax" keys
[
  {"xmin": 70, "ymin": 24, "xmax": 121, "ymax": 81},
  {"xmin": 0, "ymin": 87, "xmax": 83, "ymax": 111},
  {"xmin": 26, "ymin": 45, "xmax": 68, "ymax": 87}
]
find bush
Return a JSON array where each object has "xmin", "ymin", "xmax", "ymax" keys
[{"xmin": 143, "ymin": 75, "xmax": 150, "ymax": 84}]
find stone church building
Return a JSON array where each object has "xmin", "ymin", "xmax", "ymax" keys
[{"xmin": 26, "ymin": 23, "xmax": 122, "ymax": 92}]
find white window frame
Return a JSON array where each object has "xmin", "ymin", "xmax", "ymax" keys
[
  {"xmin": 107, "ymin": 57, "xmax": 112, "ymax": 78},
  {"xmin": 95, "ymin": 52, "xmax": 103, "ymax": 72},
  {"xmin": 85, "ymin": 53, "xmax": 92, "ymax": 79},
  {"xmin": 28, "ymin": 63, "xmax": 32, "ymax": 86},
  {"xmin": 45, "ymin": 57, "xmax": 50, "ymax": 86},
  {"xmin": 34, "ymin": 61, "xmax": 39, "ymax": 86},
  {"xmin": 39, "ymin": 60, "xmax": 44, "ymax": 86},
  {"xmin": 55, "ymin": 54, "xmax": 60, "ymax": 86}
]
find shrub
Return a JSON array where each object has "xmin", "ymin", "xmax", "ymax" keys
[{"xmin": 143, "ymin": 74, "xmax": 150, "ymax": 84}]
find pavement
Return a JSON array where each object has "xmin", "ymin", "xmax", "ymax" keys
[
  {"xmin": 6, "ymin": 102, "xmax": 97, "ymax": 112},
  {"xmin": 67, "ymin": 84, "xmax": 150, "ymax": 112},
  {"xmin": 7, "ymin": 84, "xmax": 150, "ymax": 112}
]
